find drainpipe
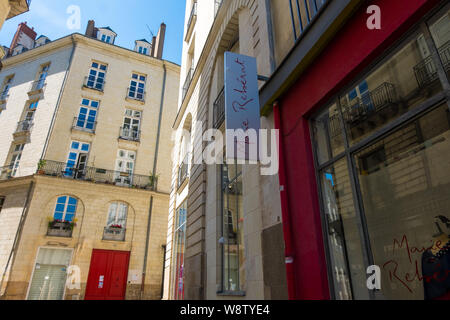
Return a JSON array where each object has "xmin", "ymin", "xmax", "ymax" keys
[
  {"xmin": 140, "ymin": 195, "xmax": 154, "ymax": 300},
  {"xmin": 140, "ymin": 62, "xmax": 167, "ymax": 299},
  {"xmin": 40, "ymin": 35, "xmax": 77, "ymax": 161},
  {"xmin": 160, "ymin": 244, "xmax": 167, "ymax": 299},
  {"xmin": 0, "ymin": 181, "xmax": 35, "ymax": 297},
  {"xmin": 273, "ymin": 101, "xmax": 296, "ymax": 300}
]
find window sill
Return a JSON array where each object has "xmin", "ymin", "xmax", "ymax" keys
[
  {"xmin": 216, "ymin": 291, "xmax": 246, "ymax": 297},
  {"xmin": 125, "ymin": 96, "xmax": 145, "ymax": 105},
  {"xmin": 82, "ymin": 85, "xmax": 104, "ymax": 95}
]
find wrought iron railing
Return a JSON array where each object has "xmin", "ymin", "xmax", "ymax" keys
[
  {"xmin": 15, "ymin": 120, "xmax": 34, "ymax": 134},
  {"xmin": 103, "ymin": 227, "xmax": 126, "ymax": 241},
  {"xmin": 36, "ymin": 160, "xmax": 157, "ymax": 191},
  {"xmin": 342, "ymin": 82, "xmax": 398, "ymax": 124},
  {"xmin": 29, "ymin": 79, "xmax": 46, "ymax": 93},
  {"xmin": 119, "ymin": 127, "xmax": 141, "ymax": 142},
  {"xmin": 182, "ymin": 67, "xmax": 194, "ymax": 102},
  {"xmin": 185, "ymin": 2, "xmax": 197, "ymax": 41},
  {"xmin": 289, "ymin": 0, "xmax": 329, "ymax": 42},
  {"xmin": 178, "ymin": 153, "xmax": 190, "ymax": 188},
  {"xmin": 127, "ymin": 87, "xmax": 146, "ymax": 102},
  {"xmin": 83, "ymin": 76, "xmax": 105, "ymax": 92},
  {"xmin": 414, "ymin": 41, "xmax": 450, "ymax": 88},
  {"xmin": 72, "ymin": 117, "xmax": 97, "ymax": 133},
  {"xmin": 213, "ymin": 87, "xmax": 225, "ymax": 129}
]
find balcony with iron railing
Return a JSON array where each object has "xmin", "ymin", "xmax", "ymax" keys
[
  {"xmin": 28, "ymin": 79, "xmax": 46, "ymax": 95},
  {"xmin": 83, "ymin": 76, "xmax": 105, "ymax": 92},
  {"xmin": 14, "ymin": 120, "xmax": 33, "ymax": 135},
  {"xmin": 119, "ymin": 127, "xmax": 141, "ymax": 142},
  {"xmin": 414, "ymin": 41, "xmax": 450, "ymax": 88},
  {"xmin": 213, "ymin": 87, "xmax": 225, "ymax": 129},
  {"xmin": 72, "ymin": 117, "xmax": 97, "ymax": 134},
  {"xmin": 103, "ymin": 226, "xmax": 126, "ymax": 241},
  {"xmin": 185, "ymin": 2, "xmax": 197, "ymax": 42},
  {"xmin": 178, "ymin": 153, "xmax": 190, "ymax": 189},
  {"xmin": 36, "ymin": 160, "xmax": 158, "ymax": 191},
  {"xmin": 182, "ymin": 67, "xmax": 194, "ymax": 103},
  {"xmin": 126, "ymin": 88, "xmax": 146, "ymax": 103},
  {"xmin": 342, "ymin": 82, "xmax": 399, "ymax": 126}
]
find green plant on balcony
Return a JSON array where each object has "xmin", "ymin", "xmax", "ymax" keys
[
  {"xmin": 148, "ymin": 172, "xmax": 159, "ymax": 189},
  {"xmin": 47, "ymin": 217, "xmax": 77, "ymax": 230},
  {"xmin": 37, "ymin": 159, "xmax": 47, "ymax": 174}
]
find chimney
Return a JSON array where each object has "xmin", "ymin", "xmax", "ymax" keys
[
  {"xmin": 85, "ymin": 20, "xmax": 96, "ymax": 38},
  {"xmin": 153, "ymin": 23, "xmax": 166, "ymax": 59},
  {"xmin": 150, "ymin": 36, "xmax": 156, "ymax": 57}
]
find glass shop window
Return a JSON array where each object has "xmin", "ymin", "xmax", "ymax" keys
[
  {"xmin": 340, "ymin": 31, "xmax": 443, "ymax": 145},
  {"xmin": 221, "ymin": 161, "xmax": 245, "ymax": 293}
]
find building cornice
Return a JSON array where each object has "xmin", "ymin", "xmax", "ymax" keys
[
  {"xmin": 1, "ymin": 33, "xmax": 180, "ymax": 73},
  {"xmin": 173, "ymin": 0, "xmax": 235, "ymax": 129}
]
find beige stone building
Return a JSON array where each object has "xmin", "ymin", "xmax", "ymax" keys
[
  {"xmin": 163, "ymin": 0, "xmax": 310, "ymax": 300},
  {"xmin": 0, "ymin": 21, "xmax": 180, "ymax": 300}
]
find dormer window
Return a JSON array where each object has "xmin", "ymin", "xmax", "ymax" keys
[
  {"xmin": 97, "ymin": 27, "xmax": 117, "ymax": 44},
  {"xmin": 138, "ymin": 47, "xmax": 148, "ymax": 55},
  {"xmin": 134, "ymin": 40, "xmax": 151, "ymax": 56},
  {"xmin": 101, "ymin": 34, "xmax": 111, "ymax": 43}
]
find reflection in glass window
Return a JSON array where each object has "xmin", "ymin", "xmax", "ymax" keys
[
  {"xmin": 340, "ymin": 31, "xmax": 443, "ymax": 145},
  {"xmin": 172, "ymin": 201, "xmax": 187, "ymax": 300},
  {"xmin": 320, "ymin": 159, "xmax": 368, "ymax": 300},
  {"xmin": 53, "ymin": 196, "xmax": 78, "ymax": 222},
  {"xmin": 106, "ymin": 202, "xmax": 128, "ymax": 228},
  {"xmin": 355, "ymin": 104, "xmax": 450, "ymax": 300},
  {"xmin": 221, "ymin": 162, "xmax": 245, "ymax": 292}
]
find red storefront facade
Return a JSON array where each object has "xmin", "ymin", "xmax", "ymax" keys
[{"xmin": 263, "ymin": 0, "xmax": 450, "ymax": 300}]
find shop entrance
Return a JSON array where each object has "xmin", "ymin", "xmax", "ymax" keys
[{"xmin": 85, "ymin": 249, "xmax": 130, "ymax": 300}]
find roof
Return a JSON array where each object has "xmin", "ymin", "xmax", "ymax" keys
[
  {"xmin": 97, "ymin": 27, "xmax": 117, "ymax": 35},
  {"xmin": 135, "ymin": 39, "xmax": 151, "ymax": 44},
  {"xmin": 37, "ymin": 35, "xmax": 49, "ymax": 40}
]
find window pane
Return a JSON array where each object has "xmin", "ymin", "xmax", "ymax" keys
[
  {"xmin": 312, "ymin": 102, "xmax": 344, "ymax": 165},
  {"xmin": 222, "ymin": 163, "xmax": 245, "ymax": 292},
  {"xmin": 320, "ymin": 158, "xmax": 368, "ymax": 300},
  {"xmin": 354, "ymin": 103, "xmax": 450, "ymax": 300},
  {"xmin": 341, "ymin": 33, "xmax": 443, "ymax": 145},
  {"xmin": 429, "ymin": 9, "xmax": 450, "ymax": 80}
]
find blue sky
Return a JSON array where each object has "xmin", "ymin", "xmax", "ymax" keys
[{"xmin": 0, "ymin": 0, "xmax": 186, "ymax": 65}]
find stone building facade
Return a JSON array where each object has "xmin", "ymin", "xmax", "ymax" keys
[
  {"xmin": 163, "ymin": 0, "xmax": 304, "ymax": 300},
  {"xmin": 0, "ymin": 27, "xmax": 179, "ymax": 300}
]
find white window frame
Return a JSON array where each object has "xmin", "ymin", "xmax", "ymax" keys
[
  {"xmin": 128, "ymin": 73, "xmax": 146, "ymax": 100},
  {"xmin": 25, "ymin": 247, "xmax": 74, "ymax": 300},
  {"xmin": 9, "ymin": 144, "xmax": 24, "ymax": 177},
  {"xmin": 122, "ymin": 109, "xmax": 141, "ymax": 140},
  {"xmin": 86, "ymin": 61, "xmax": 107, "ymax": 90},
  {"xmin": 106, "ymin": 202, "xmax": 128, "ymax": 228},
  {"xmin": 114, "ymin": 149, "xmax": 136, "ymax": 185},
  {"xmin": 1, "ymin": 75, "xmax": 14, "ymax": 98}
]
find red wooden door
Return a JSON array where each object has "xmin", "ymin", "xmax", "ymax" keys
[{"xmin": 85, "ymin": 249, "xmax": 130, "ymax": 300}]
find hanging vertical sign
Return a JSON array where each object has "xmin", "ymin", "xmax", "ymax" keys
[{"xmin": 224, "ymin": 52, "xmax": 260, "ymax": 162}]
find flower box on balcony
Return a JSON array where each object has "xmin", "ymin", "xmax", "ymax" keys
[
  {"xmin": 103, "ymin": 226, "xmax": 126, "ymax": 242},
  {"xmin": 47, "ymin": 220, "xmax": 75, "ymax": 238}
]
